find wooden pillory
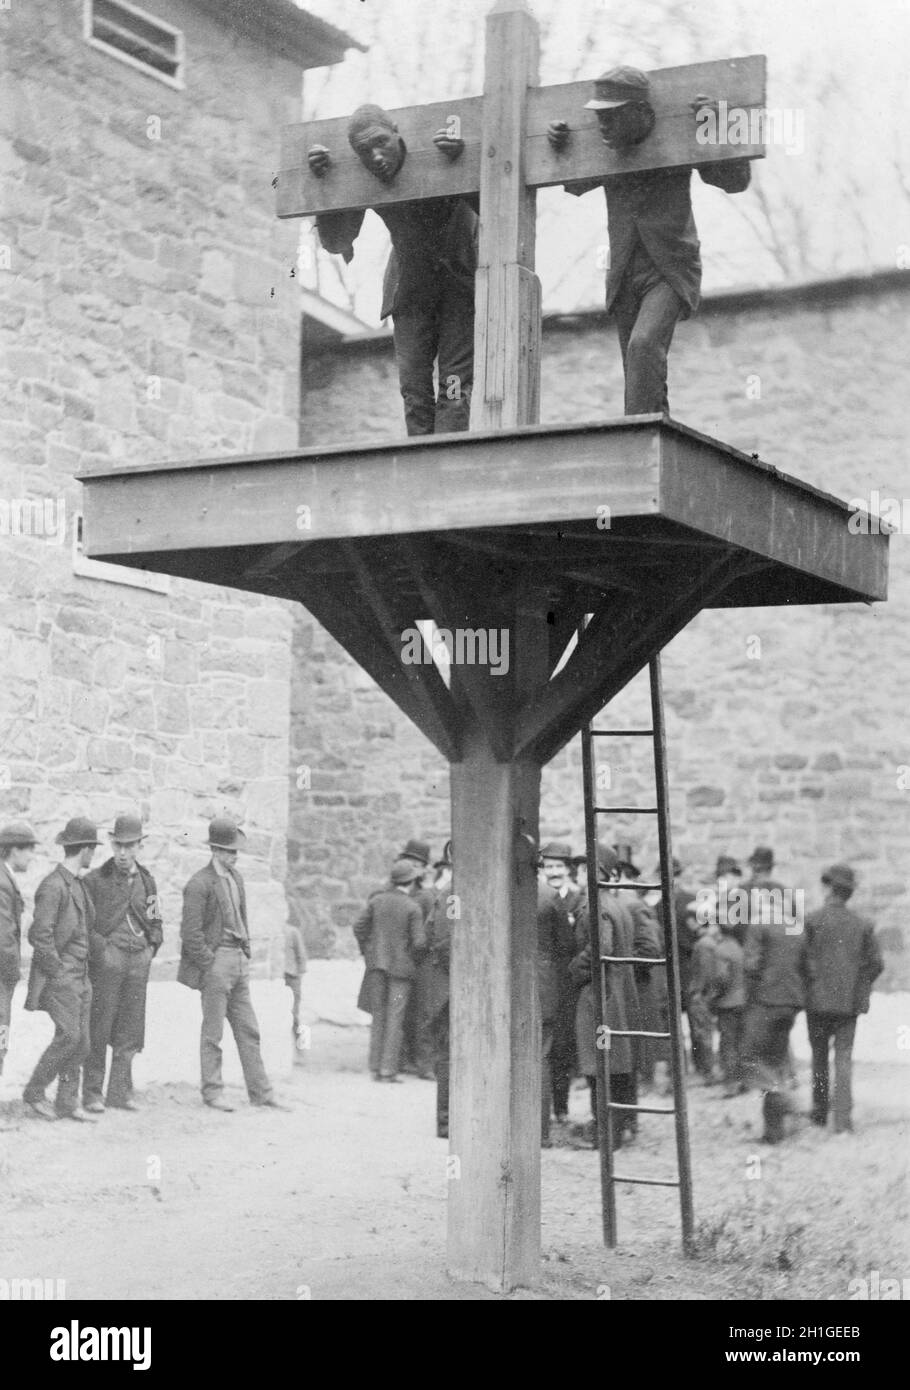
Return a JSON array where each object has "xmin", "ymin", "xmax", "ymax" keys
[{"xmin": 79, "ymin": 2, "xmax": 887, "ymax": 1292}]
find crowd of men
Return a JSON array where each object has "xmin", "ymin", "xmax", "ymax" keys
[
  {"xmin": 351, "ymin": 835, "xmax": 884, "ymax": 1148},
  {"xmin": 0, "ymin": 813, "xmax": 295, "ymax": 1121},
  {"xmin": 1, "ymin": 812, "xmax": 884, "ymax": 1149}
]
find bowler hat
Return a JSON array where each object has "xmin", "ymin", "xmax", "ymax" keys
[
  {"xmin": 55, "ymin": 816, "xmax": 100, "ymax": 848},
  {"xmin": 111, "ymin": 812, "xmax": 143, "ymax": 844},
  {"xmin": 208, "ymin": 817, "xmax": 246, "ymax": 851},
  {"xmin": 822, "ymin": 863, "xmax": 856, "ymax": 894},
  {"xmin": 596, "ymin": 844, "xmax": 622, "ymax": 880},
  {"xmin": 0, "ymin": 820, "xmax": 38, "ymax": 848},
  {"xmin": 585, "ymin": 65, "xmax": 651, "ymax": 110},
  {"xmin": 399, "ymin": 839, "xmax": 430, "ymax": 866},
  {"xmin": 715, "ymin": 855, "xmax": 742, "ymax": 877},
  {"xmin": 749, "ymin": 845, "xmax": 774, "ymax": 871},
  {"xmin": 540, "ymin": 840, "xmax": 574, "ymax": 863},
  {"xmin": 391, "ymin": 858, "xmax": 421, "ymax": 886}
]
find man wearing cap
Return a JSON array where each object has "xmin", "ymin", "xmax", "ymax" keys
[
  {"xmin": 309, "ymin": 106, "xmax": 477, "ymax": 436},
  {"xmin": 540, "ymin": 841, "xmax": 582, "ymax": 1125},
  {"xmin": 23, "ymin": 817, "xmax": 100, "ymax": 1122},
  {"xmin": 0, "ymin": 821, "xmax": 37, "ymax": 1076},
  {"xmin": 801, "ymin": 865, "xmax": 883, "ymax": 1135},
  {"xmin": 548, "ymin": 68, "xmax": 751, "ymax": 415},
  {"xmin": 397, "ymin": 838, "xmax": 437, "ymax": 1078},
  {"xmin": 82, "ymin": 814, "xmax": 163, "ymax": 1113},
  {"xmin": 179, "ymin": 818, "xmax": 282, "ymax": 1112},
  {"xmin": 354, "ymin": 859, "xmax": 427, "ymax": 1082}
]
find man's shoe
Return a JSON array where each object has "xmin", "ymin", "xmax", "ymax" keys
[
  {"xmin": 25, "ymin": 1098, "xmax": 57, "ymax": 1122},
  {"xmin": 437, "ymin": 1126, "xmax": 449, "ymax": 1139},
  {"xmin": 378, "ymin": 1074, "xmax": 403, "ymax": 1084},
  {"xmin": 252, "ymin": 1097, "xmax": 291, "ymax": 1111},
  {"xmin": 107, "ymin": 1098, "xmax": 139, "ymax": 1112},
  {"xmin": 204, "ymin": 1097, "xmax": 235, "ymax": 1112},
  {"xmin": 83, "ymin": 1100, "xmax": 106, "ymax": 1114},
  {"xmin": 58, "ymin": 1107, "xmax": 98, "ymax": 1123}
]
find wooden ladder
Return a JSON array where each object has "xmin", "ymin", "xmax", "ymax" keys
[{"xmin": 579, "ymin": 649, "xmax": 695, "ymax": 1253}]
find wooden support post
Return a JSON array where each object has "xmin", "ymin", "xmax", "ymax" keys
[
  {"xmin": 471, "ymin": 0, "xmax": 541, "ymax": 431},
  {"xmin": 448, "ymin": 586, "xmax": 549, "ymax": 1290}
]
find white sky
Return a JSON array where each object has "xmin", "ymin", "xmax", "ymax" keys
[{"xmin": 295, "ymin": 0, "xmax": 910, "ymax": 324}]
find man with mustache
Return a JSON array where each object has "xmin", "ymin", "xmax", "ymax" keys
[{"xmin": 308, "ymin": 104, "xmax": 477, "ymax": 436}]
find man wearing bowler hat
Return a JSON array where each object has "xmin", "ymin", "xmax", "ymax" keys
[
  {"xmin": 0, "ymin": 821, "xmax": 38, "ymax": 1076},
  {"xmin": 179, "ymin": 818, "xmax": 284, "ymax": 1112},
  {"xmin": 801, "ymin": 864, "xmax": 883, "ymax": 1135},
  {"xmin": 23, "ymin": 817, "xmax": 100, "ymax": 1122},
  {"xmin": 82, "ymin": 813, "xmax": 163, "ymax": 1113},
  {"xmin": 354, "ymin": 858, "xmax": 427, "ymax": 1082},
  {"xmin": 547, "ymin": 66, "xmax": 751, "ymax": 415}
]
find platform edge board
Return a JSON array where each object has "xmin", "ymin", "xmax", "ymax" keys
[{"xmin": 658, "ymin": 431, "xmax": 889, "ymax": 602}]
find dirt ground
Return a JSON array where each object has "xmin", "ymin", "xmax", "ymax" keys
[{"xmin": 1, "ymin": 965, "xmax": 907, "ymax": 1301}]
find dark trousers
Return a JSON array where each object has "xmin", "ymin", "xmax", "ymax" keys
[
  {"xmin": 83, "ymin": 940, "xmax": 152, "ymax": 1106},
  {"xmin": 431, "ymin": 1003, "xmax": 449, "ymax": 1135},
  {"xmin": 391, "ymin": 280, "xmax": 474, "ymax": 435},
  {"xmin": 550, "ymin": 966, "xmax": 576, "ymax": 1119},
  {"xmin": 613, "ymin": 256, "xmax": 685, "ymax": 415},
  {"xmin": 369, "ymin": 974, "xmax": 412, "ymax": 1079},
  {"xmin": 200, "ymin": 947, "xmax": 272, "ymax": 1103},
  {"xmin": 807, "ymin": 1011, "xmax": 857, "ymax": 1132},
  {"xmin": 586, "ymin": 1071, "xmax": 637, "ymax": 1148},
  {"xmin": 717, "ymin": 1007, "xmax": 745, "ymax": 1090},
  {"xmin": 541, "ymin": 1018, "xmax": 554, "ymax": 1143},
  {"xmin": 687, "ymin": 994, "xmax": 716, "ymax": 1078},
  {"xmin": 24, "ymin": 960, "xmax": 91, "ymax": 1115},
  {"xmin": 401, "ymin": 955, "xmax": 434, "ymax": 1075},
  {"xmin": 0, "ymin": 975, "xmax": 14, "ymax": 1076},
  {"xmin": 742, "ymin": 1003, "xmax": 798, "ymax": 1092}
]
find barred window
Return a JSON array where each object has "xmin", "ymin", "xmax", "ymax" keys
[{"xmin": 84, "ymin": 0, "xmax": 185, "ymax": 89}]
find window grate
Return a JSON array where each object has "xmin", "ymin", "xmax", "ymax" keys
[{"xmin": 85, "ymin": 0, "xmax": 184, "ymax": 89}]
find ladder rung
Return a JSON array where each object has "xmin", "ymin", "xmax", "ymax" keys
[
  {"xmin": 590, "ymin": 729, "xmax": 654, "ymax": 738},
  {"xmin": 600, "ymin": 955, "xmax": 667, "ymax": 965},
  {"xmin": 607, "ymin": 1102, "xmax": 676, "ymax": 1115},
  {"xmin": 611, "ymin": 1175, "xmax": 681, "ymax": 1188},
  {"xmin": 594, "ymin": 806, "xmax": 658, "ymax": 815},
  {"xmin": 606, "ymin": 1029, "xmax": 671, "ymax": 1039}
]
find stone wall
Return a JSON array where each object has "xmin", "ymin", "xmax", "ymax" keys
[
  {"xmin": 1, "ymin": 0, "xmax": 306, "ymax": 971},
  {"xmin": 292, "ymin": 275, "xmax": 910, "ymax": 988}
]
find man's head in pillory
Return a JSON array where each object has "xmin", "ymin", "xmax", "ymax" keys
[{"xmin": 347, "ymin": 104, "xmax": 406, "ymax": 183}]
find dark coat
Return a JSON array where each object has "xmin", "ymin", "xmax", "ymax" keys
[
  {"xmin": 354, "ymin": 887, "xmax": 426, "ymax": 1014},
  {"xmin": 316, "ymin": 195, "xmax": 478, "ymax": 320},
  {"xmin": 571, "ymin": 887, "xmax": 661, "ymax": 1075},
  {"xmin": 84, "ymin": 857, "xmax": 163, "ymax": 953},
  {"xmin": 0, "ymin": 859, "xmax": 24, "ymax": 986},
  {"xmin": 425, "ymin": 888, "xmax": 452, "ymax": 1019},
  {"xmin": 178, "ymin": 862, "xmax": 250, "ymax": 991},
  {"xmin": 801, "ymin": 901, "xmax": 883, "ymax": 1016},
  {"xmin": 569, "ymin": 160, "xmax": 750, "ymax": 317},
  {"xmin": 744, "ymin": 919, "xmax": 805, "ymax": 1009},
  {"xmin": 712, "ymin": 933, "xmax": 746, "ymax": 1010},
  {"xmin": 24, "ymin": 865, "xmax": 95, "ymax": 1011}
]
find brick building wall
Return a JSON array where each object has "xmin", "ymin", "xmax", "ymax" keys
[
  {"xmin": 292, "ymin": 275, "xmax": 910, "ymax": 988},
  {"xmin": 0, "ymin": 0, "xmax": 326, "ymax": 971}
]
